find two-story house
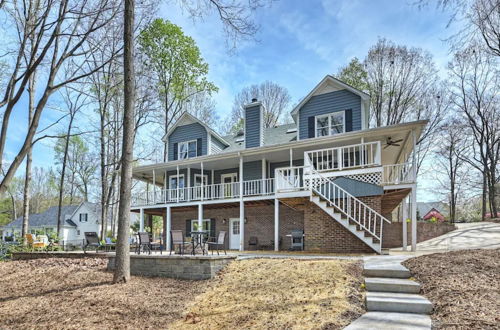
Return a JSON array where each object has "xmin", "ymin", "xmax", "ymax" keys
[{"xmin": 131, "ymin": 75, "xmax": 426, "ymax": 254}]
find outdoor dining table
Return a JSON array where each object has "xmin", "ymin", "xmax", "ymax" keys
[{"xmin": 189, "ymin": 231, "xmax": 210, "ymax": 255}]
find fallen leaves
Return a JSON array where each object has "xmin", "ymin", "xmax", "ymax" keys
[{"xmin": 403, "ymin": 249, "xmax": 500, "ymax": 330}]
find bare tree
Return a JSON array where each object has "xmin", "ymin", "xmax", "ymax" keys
[
  {"xmin": 113, "ymin": 0, "xmax": 269, "ymax": 283},
  {"xmin": 0, "ymin": 0, "xmax": 122, "ymax": 194},
  {"xmin": 448, "ymin": 45, "xmax": 500, "ymax": 219},
  {"xmin": 227, "ymin": 81, "xmax": 292, "ymax": 134},
  {"xmin": 434, "ymin": 119, "xmax": 468, "ymax": 222}
]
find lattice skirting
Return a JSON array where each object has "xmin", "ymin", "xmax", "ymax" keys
[{"xmin": 344, "ymin": 172, "xmax": 382, "ymax": 185}]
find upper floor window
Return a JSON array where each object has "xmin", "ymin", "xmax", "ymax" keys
[
  {"xmin": 79, "ymin": 213, "xmax": 88, "ymax": 222},
  {"xmin": 178, "ymin": 140, "xmax": 197, "ymax": 159},
  {"xmin": 315, "ymin": 111, "xmax": 345, "ymax": 137}
]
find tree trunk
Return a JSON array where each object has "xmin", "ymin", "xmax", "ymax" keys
[
  {"xmin": 21, "ymin": 73, "xmax": 36, "ymax": 243},
  {"xmin": 482, "ymin": 170, "xmax": 487, "ymax": 221},
  {"xmin": 56, "ymin": 114, "xmax": 75, "ymax": 236},
  {"xmin": 113, "ymin": 0, "xmax": 135, "ymax": 284}
]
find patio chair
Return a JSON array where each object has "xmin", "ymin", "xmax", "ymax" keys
[
  {"xmin": 207, "ymin": 231, "xmax": 227, "ymax": 255},
  {"xmin": 104, "ymin": 237, "xmax": 116, "ymax": 251},
  {"xmin": 83, "ymin": 232, "xmax": 102, "ymax": 253},
  {"xmin": 25, "ymin": 234, "xmax": 47, "ymax": 251},
  {"xmin": 248, "ymin": 236, "xmax": 258, "ymax": 250},
  {"xmin": 170, "ymin": 230, "xmax": 191, "ymax": 255}
]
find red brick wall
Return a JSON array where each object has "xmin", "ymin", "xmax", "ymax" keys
[
  {"xmin": 382, "ymin": 221, "xmax": 457, "ymax": 248},
  {"xmin": 165, "ymin": 195, "xmax": 383, "ymax": 253}
]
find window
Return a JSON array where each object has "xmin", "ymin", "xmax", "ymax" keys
[
  {"xmin": 315, "ymin": 111, "xmax": 345, "ymax": 137},
  {"xmin": 169, "ymin": 175, "xmax": 185, "ymax": 189},
  {"xmin": 178, "ymin": 140, "xmax": 197, "ymax": 159},
  {"xmin": 79, "ymin": 213, "xmax": 88, "ymax": 222},
  {"xmin": 194, "ymin": 174, "xmax": 208, "ymax": 186},
  {"xmin": 77, "ymin": 230, "xmax": 81, "ymax": 236},
  {"xmin": 190, "ymin": 219, "xmax": 211, "ymax": 233}
]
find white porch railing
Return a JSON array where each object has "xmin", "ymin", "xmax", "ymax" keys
[
  {"xmin": 381, "ymin": 163, "xmax": 415, "ymax": 185},
  {"xmin": 132, "ymin": 179, "xmax": 276, "ymax": 206},
  {"xmin": 304, "ymin": 141, "xmax": 381, "ymax": 173},
  {"xmin": 275, "ymin": 166, "xmax": 305, "ymax": 192},
  {"xmin": 306, "ymin": 168, "xmax": 390, "ymax": 242}
]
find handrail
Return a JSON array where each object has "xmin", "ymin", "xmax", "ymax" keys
[
  {"xmin": 307, "ymin": 168, "xmax": 390, "ymax": 242},
  {"xmin": 381, "ymin": 163, "xmax": 415, "ymax": 185},
  {"xmin": 275, "ymin": 166, "xmax": 305, "ymax": 192}
]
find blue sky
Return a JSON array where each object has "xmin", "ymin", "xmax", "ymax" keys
[{"xmin": 4, "ymin": 0, "xmax": 459, "ymax": 201}]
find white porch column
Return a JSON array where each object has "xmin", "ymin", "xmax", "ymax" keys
[
  {"xmin": 289, "ymin": 148, "xmax": 293, "ymax": 167},
  {"xmin": 201, "ymin": 161, "xmax": 204, "ymax": 201},
  {"xmin": 198, "ymin": 203, "xmax": 203, "ymax": 231},
  {"xmin": 187, "ymin": 167, "xmax": 191, "ymax": 201},
  {"xmin": 239, "ymin": 155, "xmax": 245, "ymax": 251},
  {"xmin": 152, "ymin": 169, "xmax": 156, "ymax": 203},
  {"xmin": 274, "ymin": 198, "xmax": 279, "ymax": 251},
  {"xmin": 166, "ymin": 206, "xmax": 171, "ymax": 251},
  {"xmin": 176, "ymin": 165, "xmax": 180, "ymax": 202},
  {"xmin": 402, "ymin": 196, "xmax": 408, "ymax": 251},
  {"xmin": 411, "ymin": 186, "xmax": 417, "ymax": 252},
  {"xmin": 262, "ymin": 158, "xmax": 266, "ymax": 193},
  {"xmin": 139, "ymin": 208, "xmax": 144, "ymax": 232}
]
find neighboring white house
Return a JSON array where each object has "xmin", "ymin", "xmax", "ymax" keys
[{"xmin": 1, "ymin": 202, "xmax": 110, "ymax": 245}]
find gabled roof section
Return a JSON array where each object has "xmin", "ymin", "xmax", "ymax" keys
[
  {"xmin": 162, "ymin": 112, "xmax": 230, "ymax": 146},
  {"xmin": 290, "ymin": 75, "xmax": 370, "ymax": 121}
]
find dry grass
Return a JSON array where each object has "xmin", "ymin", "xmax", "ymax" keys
[
  {"xmin": 404, "ymin": 249, "xmax": 500, "ymax": 329},
  {"xmin": 171, "ymin": 258, "xmax": 364, "ymax": 330},
  {"xmin": 0, "ymin": 258, "xmax": 207, "ymax": 329}
]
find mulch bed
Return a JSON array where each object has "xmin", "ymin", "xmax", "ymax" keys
[
  {"xmin": 403, "ymin": 249, "xmax": 500, "ymax": 329},
  {"xmin": 0, "ymin": 258, "xmax": 207, "ymax": 329}
]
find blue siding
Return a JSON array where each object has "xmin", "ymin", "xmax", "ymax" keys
[
  {"xmin": 331, "ymin": 177, "xmax": 382, "ymax": 197},
  {"xmin": 245, "ymin": 105, "xmax": 261, "ymax": 148},
  {"xmin": 168, "ymin": 123, "xmax": 207, "ymax": 161},
  {"xmin": 243, "ymin": 161, "xmax": 262, "ymax": 181},
  {"xmin": 213, "ymin": 168, "xmax": 239, "ymax": 184},
  {"xmin": 298, "ymin": 90, "xmax": 362, "ymax": 140},
  {"xmin": 211, "ymin": 135, "xmax": 226, "ymax": 154}
]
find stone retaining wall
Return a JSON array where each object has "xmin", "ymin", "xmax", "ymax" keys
[
  {"xmin": 382, "ymin": 222, "xmax": 457, "ymax": 248},
  {"xmin": 107, "ymin": 254, "xmax": 235, "ymax": 280}
]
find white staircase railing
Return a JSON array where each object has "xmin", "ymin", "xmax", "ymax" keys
[
  {"xmin": 381, "ymin": 163, "xmax": 415, "ymax": 185},
  {"xmin": 307, "ymin": 168, "xmax": 391, "ymax": 243}
]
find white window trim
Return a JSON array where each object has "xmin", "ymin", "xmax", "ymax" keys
[
  {"xmin": 194, "ymin": 173, "xmax": 208, "ymax": 186},
  {"xmin": 169, "ymin": 174, "xmax": 185, "ymax": 188},
  {"xmin": 221, "ymin": 172, "xmax": 238, "ymax": 183},
  {"xmin": 190, "ymin": 219, "xmax": 211, "ymax": 232},
  {"xmin": 178, "ymin": 139, "xmax": 198, "ymax": 160},
  {"xmin": 314, "ymin": 111, "xmax": 346, "ymax": 138}
]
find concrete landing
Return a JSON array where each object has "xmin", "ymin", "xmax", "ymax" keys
[{"xmin": 345, "ymin": 312, "xmax": 432, "ymax": 330}]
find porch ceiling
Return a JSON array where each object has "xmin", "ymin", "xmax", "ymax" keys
[{"xmin": 134, "ymin": 200, "xmax": 274, "ymax": 215}]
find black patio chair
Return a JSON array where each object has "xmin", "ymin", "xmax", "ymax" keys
[
  {"xmin": 207, "ymin": 231, "xmax": 227, "ymax": 255},
  {"xmin": 83, "ymin": 232, "xmax": 102, "ymax": 253},
  {"xmin": 170, "ymin": 230, "xmax": 191, "ymax": 255}
]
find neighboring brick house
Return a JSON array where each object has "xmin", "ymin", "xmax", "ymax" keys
[{"xmin": 131, "ymin": 75, "xmax": 427, "ymax": 254}]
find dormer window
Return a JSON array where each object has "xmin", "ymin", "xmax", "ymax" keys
[
  {"xmin": 315, "ymin": 111, "xmax": 345, "ymax": 137},
  {"xmin": 178, "ymin": 140, "xmax": 197, "ymax": 159}
]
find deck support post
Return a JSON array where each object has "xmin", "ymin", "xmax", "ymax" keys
[
  {"xmin": 411, "ymin": 186, "xmax": 417, "ymax": 252},
  {"xmin": 166, "ymin": 206, "xmax": 171, "ymax": 251},
  {"xmin": 198, "ymin": 203, "xmax": 203, "ymax": 232},
  {"xmin": 402, "ymin": 196, "xmax": 408, "ymax": 251},
  {"xmin": 152, "ymin": 169, "xmax": 156, "ymax": 203},
  {"xmin": 274, "ymin": 198, "xmax": 279, "ymax": 251},
  {"xmin": 239, "ymin": 154, "xmax": 245, "ymax": 251},
  {"xmin": 139, "ymin": 208, "xmax": 144, "ymax": 232}
]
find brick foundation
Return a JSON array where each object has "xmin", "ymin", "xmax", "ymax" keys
[{"xmin": 167, "ymin": 196, "xmax": 382, "ymax": 253}]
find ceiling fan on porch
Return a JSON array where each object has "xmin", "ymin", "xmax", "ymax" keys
[{"xmin": 384, "ymin": 136, "xmax": 403, "ymax": 149}]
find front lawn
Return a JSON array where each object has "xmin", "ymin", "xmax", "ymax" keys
[
  {"xmin": 403, "ymin": 249, "xmax": 500, "ymax": 329},
  {"xmin": 171, "ymin": 258, "xmax": 364, "ymax": 329}
]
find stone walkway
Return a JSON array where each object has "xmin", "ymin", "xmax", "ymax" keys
[{"xmin": 345, "ymin": 255, "xmax": 432, "ymax": 330}]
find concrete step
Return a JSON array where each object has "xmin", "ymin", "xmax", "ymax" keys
[
  {"xmin": 365, "ymin": 277, "xmax": 421, "ymax": 293},
  {"xmin": 344, "ymin": 312, "xmax": 431, "ymax": 330},
  {"xmin": 363, "ymin": 263, "xmax": 411, "ymax": 278},
  {"xmin": 366, "ymin": 292, "xmax": 433, "ymax": 314}
]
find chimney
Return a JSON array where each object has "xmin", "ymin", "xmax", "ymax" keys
[{"xmin": 244, "ymin": 98, "xmax": 264, "ymax": 148}]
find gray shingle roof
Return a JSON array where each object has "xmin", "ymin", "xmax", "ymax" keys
[
  {"xmin": 417, "ymin": 202, "xmax": 449, "ymax": 217},
  {"xmin": 2, "ymin": 202, "xmax": 101, "ymax": 229},
  {"xmin": 220, "ymin": 123, "xmax": 297, "ymax": 152}
]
